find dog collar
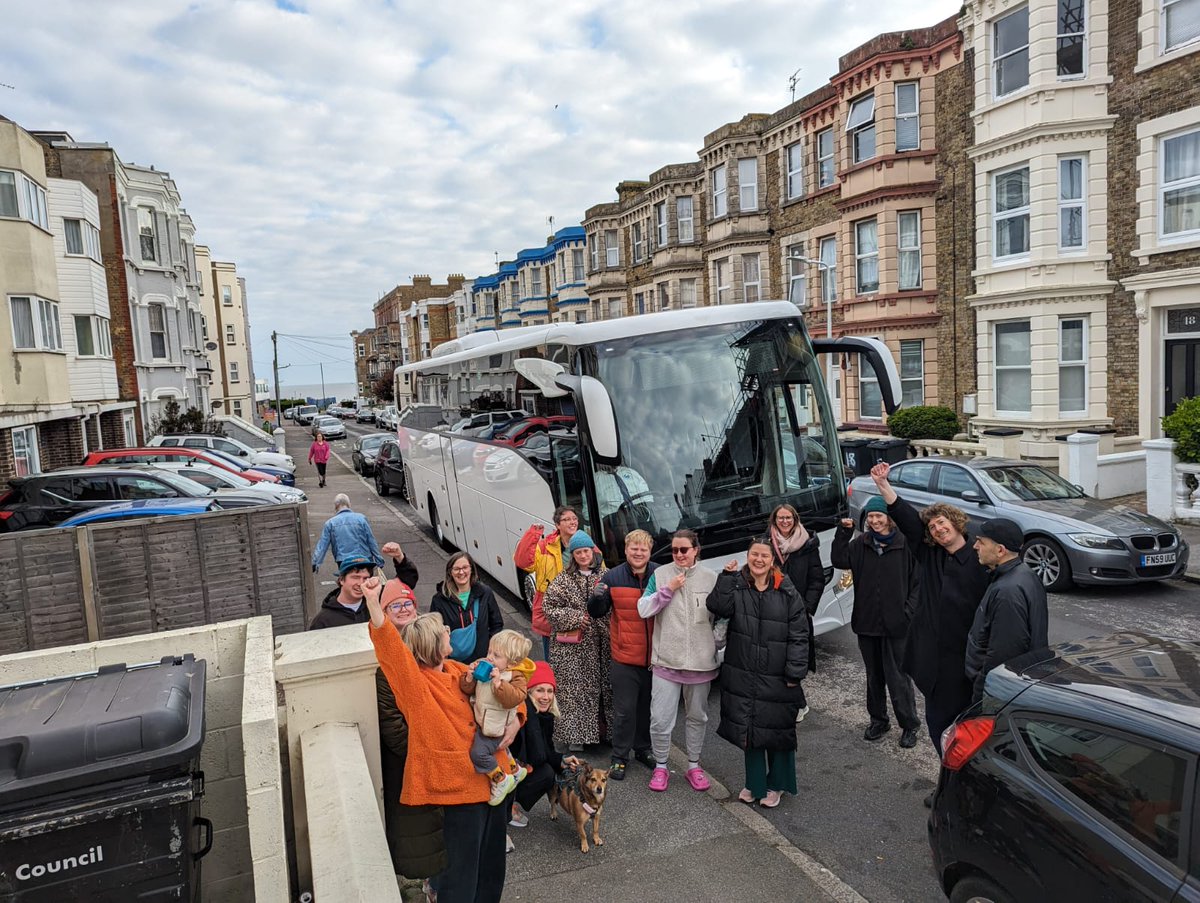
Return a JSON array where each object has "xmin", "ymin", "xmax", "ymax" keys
[{"xmin": 582, "ymin": 802, "xmax": 596, "ymax": 815}]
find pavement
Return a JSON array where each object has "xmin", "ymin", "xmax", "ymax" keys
[{"xmin": 280, "ymin": 420, "xmax": 858, "ymax": 903}]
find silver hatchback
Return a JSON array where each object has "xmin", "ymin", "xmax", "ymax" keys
[{"xmin": 848, "ymin": 456, "xmax": 1188, "ymax": 591}]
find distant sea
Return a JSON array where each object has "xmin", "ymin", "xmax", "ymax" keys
[{"xmin": 277, "ymin": 382, "xmax": 360, "ymax": 403}]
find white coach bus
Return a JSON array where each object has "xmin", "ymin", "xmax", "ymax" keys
[{"xmin": 394, "ymin": 301, "xmax": 900, "ymax": 636}]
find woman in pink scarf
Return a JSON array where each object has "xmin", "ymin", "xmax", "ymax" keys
[{"xmin": 767, "ymin": 504, "xmax": 825, "ymax": 721}]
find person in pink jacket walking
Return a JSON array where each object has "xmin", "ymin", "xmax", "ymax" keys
[{"xmin": 308, "ymin": 432, "xmax": 331, "ymax": 487}]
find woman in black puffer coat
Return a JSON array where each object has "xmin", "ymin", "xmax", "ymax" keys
[{"xmin": 707, "ymin": 536, "xmax": 809, "ymax": 809}]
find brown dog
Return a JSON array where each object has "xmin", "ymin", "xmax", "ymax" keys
[{"xmin": 549, "ymin": 761, "xmax": 608, "ymax": 853}]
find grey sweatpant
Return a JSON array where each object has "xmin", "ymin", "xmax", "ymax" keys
[{"xmin": 649, "ymin": 673, "xmax": 711, "ymax": 765}]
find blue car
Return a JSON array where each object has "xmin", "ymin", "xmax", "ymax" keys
[{"xmin": 59, "ymin": 498, "xmax": 221, "ymax": 527}]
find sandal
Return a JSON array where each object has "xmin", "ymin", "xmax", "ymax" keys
[
  {"xmin": 760, "ymin": 790, "xmax": 782, "ymax": 808},
  {"xmin": 737, "ymin": 788, "xmax": 755, "ymax": 804},
  {"xmin": 685, "ymin": 767, "xmax": 710, "ymax": 792},
  {"xmin": 608, "ymin": 761, "xmax": 626, "ymax": 781}
]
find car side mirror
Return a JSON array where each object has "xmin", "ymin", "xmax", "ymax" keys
[{"xmin": 961, "ymin": 490, "xmax": 987, "ymax": 504}]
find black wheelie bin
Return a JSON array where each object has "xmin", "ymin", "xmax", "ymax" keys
[{"xmin": 0, "ymin": 655, "xmax": 210, "ymax": 902}]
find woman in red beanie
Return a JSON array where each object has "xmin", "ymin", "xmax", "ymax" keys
[{"xmin": 509, "ymin": 661, "xmax": 581, "ymax": 827}]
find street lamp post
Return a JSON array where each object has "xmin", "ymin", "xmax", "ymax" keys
[{"xmin": 788, "ymin": 252, "xmax": 838, "ymax": 422}]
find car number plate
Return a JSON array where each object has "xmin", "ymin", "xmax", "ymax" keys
[{"xmin": 1141, "ymin": 552, "xmax": 1176, "ymax": 566}]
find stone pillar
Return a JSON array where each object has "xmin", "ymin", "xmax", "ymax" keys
[
  {"xmin": 1143, "ymin": 438, "xmax": 1178, "ymax": 520},
  {"xmin": 273, "ymin": 427, "xmax": 286, "ymax": 454},
  {"xmin": 982, "ymin": 427, "xmax": 1022, "ymax": 459},
  {"xmin": 1065, "ymin": 433, "xmax": 1100, "ymax": 497}
]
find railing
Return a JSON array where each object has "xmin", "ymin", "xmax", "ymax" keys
[
  {"xmin": 1144, "ymin": 439, "xmax": 1200, "ymax": 524},
  {"xmin": 908, "ymin": 439, "xmax": 986, "ymax": 458}
]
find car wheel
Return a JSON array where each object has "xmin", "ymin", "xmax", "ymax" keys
[
  {"xmin": 949, "ymin": 875, "xmax": 1016, "ymax": 903},
  {"xmin": 352, "ymin": 458, "xmax": 361, "ymax": 474},
  {"xmin": 1022, "ymin": 536, "xmax": 1073, "ymax": 592},
  {"xmin": 376, "ymin": 473, "xmax": 389, "ymax": 496}
]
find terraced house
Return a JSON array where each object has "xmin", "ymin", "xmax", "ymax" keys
[{"xmin": 582, "ymin": 16, "xmax": 974, "ymax": 427}]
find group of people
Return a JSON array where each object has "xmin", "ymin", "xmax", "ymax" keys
[
  {"xmin": 832, "ymin": 462, "xmax": 1050, "ymax": 802},
  {"xmin": 307, "ymin": 459, "xmax": 1050, "ymax": 902}
]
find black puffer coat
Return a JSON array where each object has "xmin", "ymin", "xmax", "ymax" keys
[{"xmin": 706, "ymin": 568, "xmax": 809, "ymax": 751}]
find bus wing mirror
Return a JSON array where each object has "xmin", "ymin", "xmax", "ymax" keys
[
  {"xmin": 514, "ymin": 358, "xmax": 569, "ymax": 398},
  {"xmin": 811, "ymin": 336, "xmax": 902, "ymax": 415},
  {"xmin": 554, "ymin": 374, "xmax": 622, "ymax": 466}
]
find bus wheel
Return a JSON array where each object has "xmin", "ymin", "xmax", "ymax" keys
[
  {"xmin": 428, "ymin": 496, "xmax": 453, "ymax": 551},
  {"xmin": 520, "ymin": 572, "xmax": 536, "ymax": 612}
]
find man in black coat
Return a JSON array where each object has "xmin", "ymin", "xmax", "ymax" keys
[
  {"xmin": 869, "ymin": 463, "xmax": 991, "ymax": 758},
  {"xmin": 965, "ymin": 518, "xmax": 1049, "ymax": 704}
]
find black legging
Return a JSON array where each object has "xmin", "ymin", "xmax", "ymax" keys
[
  {"xmin": 514, "ymin": 763, "xmax": 556, "ymax": 812},
  {"xmin": 315, "ymin": 462, "xmax": 327, "ymax": 485}
]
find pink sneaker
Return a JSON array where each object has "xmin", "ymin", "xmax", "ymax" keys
[
  {"xmin": 685, "ymin": 767, "xmax": 710, "ymax": 792},
  {"xmin": 648, "ymin": 767, "xmax": 669, "ymax": 792}
]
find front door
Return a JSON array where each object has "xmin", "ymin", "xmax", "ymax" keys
[{"xmin": 1164, "ymin": 339, "xmax": 1200, "ymax": 416}]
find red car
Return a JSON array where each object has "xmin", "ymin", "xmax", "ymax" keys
[
  {"xmin": 492, "ymin": 416, "xmax": 575, "ymax": 448},
  {"xmin": 81, "ymin": 448, "xmax": 281, "ymax": 483}
]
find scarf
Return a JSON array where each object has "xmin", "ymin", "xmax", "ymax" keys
[
  {"xmin": 868, "ymin": 528, "xmax": 897, "ymax": 556},
  {"xmin": 771, "ymin": 523, "xmax": 810, "ymax": 560}
]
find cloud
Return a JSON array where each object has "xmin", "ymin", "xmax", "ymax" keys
[{"xmin": 2, "ymin": 0, "xmax": 961, "ymax": 384}]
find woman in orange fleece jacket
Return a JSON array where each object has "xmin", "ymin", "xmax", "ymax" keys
[{"xmin": 364, "ymin": 575, "xmax": 521, "ymax": 903}]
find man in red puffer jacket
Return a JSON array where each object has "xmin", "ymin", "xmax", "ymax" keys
[{"xmin": 587, "ymin": 529, "xmax": 657, "ymax": 780}]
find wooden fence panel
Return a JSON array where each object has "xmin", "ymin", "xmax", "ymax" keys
[{"xmin": 0, "ymin": 503, "xmax": 314, "ymax": 654}]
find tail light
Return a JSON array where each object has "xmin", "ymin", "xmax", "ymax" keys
[
  {"xmin": 0, "ymin": 510, "xmax": 13, "ymax": 521},
  {"xmin": 941, "ymin": 716, "xmax": 994, "ymax": 771}
]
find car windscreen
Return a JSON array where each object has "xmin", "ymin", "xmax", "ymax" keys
[
  {"xmin": 979, "ymin": 465, "xmax": 1087, "ymax": 501},
  {"xmin": 360, "ymin": 435, "xmax": 388, "ymax": 451}
]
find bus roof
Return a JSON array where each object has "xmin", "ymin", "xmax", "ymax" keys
[{"xmin": 402, "ymin": 300, "xmax": 802, "ymax": 373}]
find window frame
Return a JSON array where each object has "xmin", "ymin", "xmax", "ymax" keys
[
  {"xmin": 787, "ymin": 243, "xmax": 807, "ymax": 306},
  {"xmin": 993, "ymin": 164, "xmax": 1032, "ymax": 261},
  {"xmin": 1058, "ymin": 317, "xmax": 1088, "ymax": 415},
  {"xmin": 0, "ymin": 169, "xmax": 48, "ymax": 230},
  {"xmin": 786, "ymin": 142, "xmax": 805, "ymax": 200},
  {"xmin": 137, "ymin": 206, "xmax": 158, "ymax": 263},
  {"xmin": 9, "ymin": 295, "xmax": 62, "ymax": 352},
  {"xmin": 222, "ymin": 285, "xmax": 233, "ymax": 306},
  {"xmin": 676, "ymin": 195, "xmax": 694, "ymax": 244},
  {"xmin": 712, "ymin": 164, "xmax": 728, "ymax": 218},
  {"xmin": 817, "ymin": 128, "xmax": 835, "ymax": 188},
  {"xmin": 900, "ymin": 339, "xmax": 925, "ymax": 407},
  {"xmin": 714, "ymin": 258, "xmax": 731, "ymax": 305},
  {"xmin": 1059, "ymin": 156, "xmax": 1088, "ymax": 251},
  {"xmin": 605, "ymin": 229, "xmax": 620, "ymax": 267},
  {"xmin": 898, "ymin": 210, "xmax": 922, "ymax": 290},
  {"xmin": 1057, "ymin": 0, "xmax": 1087, "ymax": 78},
  {"xmin": 1160, "ymin": 128, "xmax": 1200, "ymax": 242},
  {"xmin": 994, "ymin": 319, "xmax": 1033, "ymax": 415},
  {"xmin": 148, "ymin": 302, "xmax": 168, "ymax": 360},
  {"xmin": 64, "ymin": 217, "xmax": 85, "ymax": 255},
  {"xmin": 854, "ymin": 219, "xmax": 879, "ymax": 295},
  {"xmin": 589, "ymin": 235, "xmax": 599, "ymax": 271},
  {"xmin": 229, "ymin": 360, "xmax": 240, "ymax": 383},
  {"xmin": 819, "ymin": 236, "xmax": 838, "ymax": 305},
  {"xmin": 655, "ymin": 202, "xmax": 668, "ymax": 247},
  {"xmin": 738, "ymin": 157, "xmax": 758, "ymax": 212},
  {"xmin": 572, "ymin": 248, "xmax": 585, "ymax": 281},
  {"xmin": 895, "ymin": 82, "xmax": 920, "ymax": 152},
  {"xmin": 679, "ymin": 278, "xmax": 697, "ymax": 309},
  {"xmin": 858, "ymin": 339, "xmax": 883, "ymax": 420},
  {"xmin": 846, "ymin": 94, "xmax": 877, "ymax": 165},
  {"xmin": 993, "ymin": 5, "xmax": 1031, "ymax": 98},
  {"xmin": 225, "ymin": 323, "xmax": 236, "ymax": 345},
  {"xmin": 1164, "ymin": 0, "xmax": 1200, "ymax": 52},
  {"xmin": 12, "ymin": 425, "xmax": 41, "ymax": 477},
  {"xmin": 632, "ymin": 222, "xmax": 644, "ymax": 262},
  {"xmin": 742, "ymin": 253, "xmax": 761, "ymax": 303}
]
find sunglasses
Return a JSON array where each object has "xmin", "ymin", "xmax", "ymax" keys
[
  {"xmin": 385, "ymin": 600, "xmax": 416, "ymax": 612},
  {"xmin": 671, "ymin": 546, "xmax": 694, "ymax": 555}
]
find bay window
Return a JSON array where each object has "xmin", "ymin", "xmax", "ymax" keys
[
  {"xmin": 712, "ymin": 164, "xmax": 727, "ymax": 218},
  {"xmin": 677, "ymin": 196, "xmax": 694, "ymax": 243},
  {"xmin": 817, "ymin": 128, "xmax": 835, "ymax": 188},
  {"xmin": 995, "ymin": 321, "xmax": 1032, "ymax": 414},
  {"xmin": 846, "ymin": 94, "xmax": 876, "ymax": 164},
  {"xmin": 1059, "ymin": 156, "xmax": 1086, "ymax": 250},
  {"xmin": 738, "ymin": 158, "xmax": 758, "ymax": 211},
  {"xmin": 854, "ymin": 219, "xmax": 879, "ymax": 294},
  {"xmin": 742, "ymin": 254, "xmax": 761, "ymax": 302},
  {"xmin": 994, "ymin": 6, "xmax": 1030, "ymax": 96},
  {"xmin": 898, "ymin": 211, "xmax": 922, "ymax": 290},
  {"xmin": 994, "ymin": 165, "xmax": 1031, "ymax": 259},
  {"xmin": 1059, "ymin": 318, "xmax": 1087, "ymax": 414},
  {"xmin": 895, "ymin": 82, "xmax": 919, "ymax": 152},
  {"xmin": 786, "ymin": 142, "xmax": 804, "ymax": 199},
  {"xmin": 1057, "ymin": 0, "xmax": 1086, "ymax": 77},
  {"xmin": 714, "ymin": 258, "xmax": 731, "ymax": 305}
]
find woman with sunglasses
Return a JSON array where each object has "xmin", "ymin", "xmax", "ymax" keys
[
  {"xmin": 636, "ymin": 529, "xmax": 719, "ymax": 793},
  {"xmin": 707, "ymin": 537, "xmax": 809, "ymax": 808},
  {"xmin": 431, "ymin": 552, "xmax": 504, "ymax": 665},
  {"xmin": 376, "ymin": 580, "xmax": 447, "ymax": 900}
]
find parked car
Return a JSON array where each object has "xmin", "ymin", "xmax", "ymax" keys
[
  {"xmin": 147, "ymin": 461, "xmax": 307, "ymax": 503},
  {"xmin": 356, "ymin": 407, "xmax": 377, "ymax": 424},
  {"xmin": 376, "ymin": 405, "xmax": 399, "ymax": 431},
  {"xmin": 202, "ymin": 449, "xmax": 296, "ymax": 487},
  {"xmin": 847, "ymin": 456, "xmax": 1188, "ymax": 591},
  {"xmin": 397, "ymin": 403, "xmax": 446, "ymax": 431},
  {"xmin": 58, "ymin": 498, "xmax": 222, "ymax": 528},
  {"xmin": 451, "ymin": 409, "xmax": 529, "ymax": 436},
  {"xmin": 293, "ymin": 404, "xmax": 319, "ymax": 425},
  {"xmin": 930, "ymin": 632, "xmax": 1200, "ymax": 903},
  {"xmin": 310, "ymin": 415, "xmax": 346, "ymax": 440},
  {"xmin": 492, "ymin": 415, "xmax": 575, "ymax": 447},
  {"xmin": 353, "ymin": 433, "xmax": 392, "ymax": 476},
  {"xmin": 149, "ymin": 433, "xmax": 295, "ymax": 473},
  {"xmin": 283, "ymin": 407, "xmax": 296, "ymax": 420},
  {"xmin": 81, "ymin": 448, "xmax": 281, "ymax": 484},
  {"xmin": 374, "ymin": 438, "xmax": 406, "ymax": 497}
]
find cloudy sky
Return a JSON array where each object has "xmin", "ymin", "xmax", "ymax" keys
[{"xmin": 3, "ymin": 0, "xmax": 959, "ymax": 387}]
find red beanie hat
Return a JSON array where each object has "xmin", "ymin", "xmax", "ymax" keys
[
  {"xmin": 381, "ymin": 579, "xmax": 415, "ymax": 607},
  {"xmin": 529, "ymin": 660, "xmax": 556, "ymax": 690}
]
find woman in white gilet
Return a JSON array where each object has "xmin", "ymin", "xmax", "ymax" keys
[{"xmin": 636, "ymin": 529, "xmax": 719, "ymax": 793}]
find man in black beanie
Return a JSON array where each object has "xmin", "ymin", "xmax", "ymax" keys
[{"xmin": 965, "ymin": 518, "xmax": 1049, "ymax": 704}]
